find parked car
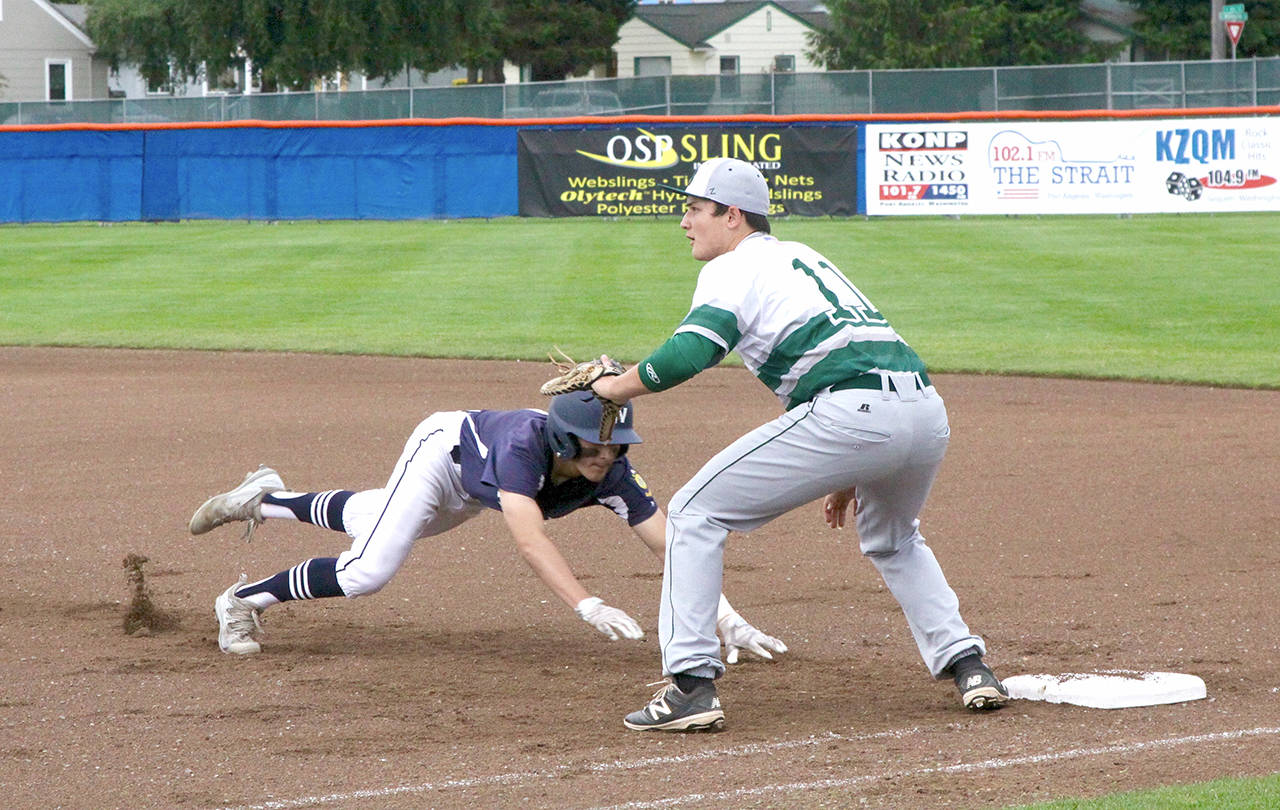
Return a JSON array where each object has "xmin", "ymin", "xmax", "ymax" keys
[
  {"xmin": 1, "ymin": 104, "xmax": 96, "ymax": 126},
  {"xmin": 509, "ymin": 87, "xmax": 625, "ymax": 118}
]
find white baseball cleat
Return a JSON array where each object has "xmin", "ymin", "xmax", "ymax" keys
[
  {"xmin": 189, "ymin": 465, "xmax": 284, "ymax": 542},
  {"xmin": 214, "ymin": 575, "xmax": 263, "ymax": 655}
]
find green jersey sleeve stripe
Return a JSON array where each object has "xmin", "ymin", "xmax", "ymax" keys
[
  {"xmin": 674, "ymin": 324, "xmax": 729, "ymax": 350},
  {"xmin": 679, "ymin": 305, "xmax": 741, "ymax": 350}
]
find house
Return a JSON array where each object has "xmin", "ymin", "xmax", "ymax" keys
[
  {"xmin": 0, "ymin": 0, "xmax": 109, "ymax": 101},
  {"xmin": 2, "ymin": 0, "xmax": 1146, "ymax": 105},
  {"xmin": 1079, "ymin": 0, "xmax": 1142, "ymax": 62},
  {"xmin": 614, "ymin": 0, "xmax": 829, "ymax": 78}
]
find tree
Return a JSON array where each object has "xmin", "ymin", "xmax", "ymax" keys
[
  {"xmin": 482, "ymin": 0, "xmax": 634, "ymax": 82},
  {"xmin": 86, "ymin": 0, "xmax": 492, "ymax": 90},
  {"xmin": 810, "ymin": 0, "xmax": 1119, "ymax": 69},
  {"xmin": 88, "ymin": 0, "xmax": 631, "ymax": 89},
  {"xmin": 1132, "ymin": 0, "xmax": 1280, "ymax": 60},
  {"xmin": 85, "ymin": 0, "xmax": 191, "ymax": 91},
  {"xmin": 984, "ymin": 0, "xmax": 1120, "ymax": 65},
  {"xmin": 365, "ymin": 0, "xmax": 499, "ymax": 83}
]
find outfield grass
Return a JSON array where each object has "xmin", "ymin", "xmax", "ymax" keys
[
  {"xmin": 1, "ymin": 214, "xmax": 1276, "ymax": 388},
  {"xmin": 1013, "ymin": 772, "xmax": 1280, "ymax": 809}
]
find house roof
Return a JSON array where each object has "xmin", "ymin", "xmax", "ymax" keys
[
  {"xmin": 38, "ymin": 0, "xmax": 96, "ymax": 48},
  {"xmin": 634, "ymin": 1, "xmax": 829, "ymax": 50},
  {"xmin": 1079, "ymin": 0, "xmax": 1139, "ymax": 38},
  {"xmin": 53, "ymin": 2, "xmax": 90, "ymax": 29}
]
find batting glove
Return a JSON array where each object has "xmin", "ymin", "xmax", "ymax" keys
[
  {"xmin": 718, "ymin": 608, "xmax": 788, "ymax": 664},
  {"xmin": 575, "ymin": 596, "xmax": 644, "ymax": 641}
]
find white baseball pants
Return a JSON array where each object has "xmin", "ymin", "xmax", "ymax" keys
[{"xmin": 335, "ymin": 411, "xmax": 482, "ymax": 597}]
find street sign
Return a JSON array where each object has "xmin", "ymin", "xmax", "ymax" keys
[
  {"xmin": 1219, "ymin": 5, "xmax": 1248, "ymax": 59},
  {"xmin": 1220, "ymin": 4, "xmax": 1247, "ymax": 22}
]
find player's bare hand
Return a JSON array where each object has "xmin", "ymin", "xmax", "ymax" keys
[
  {"xmin": 575, "ymin": 596, "xmax": 644, "ymax": 641},
  {"xmin": 823, "ymin": 487, "xmax": 858, "ymax": 529},
  {"xmin": 718, "ymin": 612, "xmax": 788, "ymax": 664}
]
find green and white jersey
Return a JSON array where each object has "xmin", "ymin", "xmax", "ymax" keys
[{"xmin": 675, "ymin": 232, "xmax": 927, "ymax": 410}]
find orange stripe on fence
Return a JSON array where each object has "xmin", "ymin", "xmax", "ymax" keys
[{"xmin": 1, "ymin": 106, "xmax": 1278, "ymax": 133}]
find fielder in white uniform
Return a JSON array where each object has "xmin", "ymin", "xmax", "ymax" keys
[{"xmin": 593, "ymin": 158, "xmax": 1007, "ymax": 732}]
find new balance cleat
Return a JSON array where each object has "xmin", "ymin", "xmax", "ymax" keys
[
  {"xmin": 189, "ymin": 465, "xmax": 284, "ymax": 542},
  {"xmin": 955, "ymin": 660, "xmax": 1009, "ymax": 711},
  {"xmin": 214, "ymin": 575, "xmax": 263, "ymax": 655},
  {"xmin": 624, "ymin": 680, "xmax": 725, "ymax": 732}
]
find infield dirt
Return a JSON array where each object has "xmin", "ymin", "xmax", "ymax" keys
[{"xmin": 2, "ymin": 347, "xmax": 1278, "ymax": 809}]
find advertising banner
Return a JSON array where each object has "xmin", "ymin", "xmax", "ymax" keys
[
  {"xmin": 865, "ymin": 118, "xmax": 1280, "ymax": 215},
  {"xmin": 518, "ymin": 125, "xmax": 856, "ymax": 217}
]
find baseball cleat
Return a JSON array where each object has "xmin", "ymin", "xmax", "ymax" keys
[
  {"xmin": 954, "ymin": 659, "xmax": 1009, "ymax": 711},
  {"xmin": 214, "ymin": 575, "xmax": 263, "ymax": 655},
  {"xmin": 624, "ymin": 680, "xmax": 725, "ymax": 732},
  {"xmin": 189, "ymin": 465, "xmax": 284, "ymax": 542}
]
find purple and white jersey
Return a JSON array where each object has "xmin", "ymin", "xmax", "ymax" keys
[{"xmin": 456, "ymin": 409, "xmax": 657, "ymax": 526}]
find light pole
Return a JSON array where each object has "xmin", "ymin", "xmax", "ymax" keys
[{"xmin": 1211, "ymin": 0, "xmax": 1226, "ymax": 60}]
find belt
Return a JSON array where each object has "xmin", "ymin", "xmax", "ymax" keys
[{"xmin": 829, "ymin": 370, "xmax": 931, "ymax": 394}]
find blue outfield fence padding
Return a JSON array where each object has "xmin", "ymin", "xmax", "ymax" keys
[
  {"xmin": 0, "ymin": 128, "xmax": 145, "ymax": 222},
  {"xmin": 0, "ymin": 122, "xmax": 519, "ymax": 223}
]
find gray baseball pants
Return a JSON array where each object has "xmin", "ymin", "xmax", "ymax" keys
[{"xmin": 660, "ymin": 379, "xmax": 984, "ymax": 680}]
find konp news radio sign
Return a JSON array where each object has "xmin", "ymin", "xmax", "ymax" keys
[
  {"xmin": 517, "ymin": 126, "xmax": 856, "ymax": 217},
  {"xmin": 866, "ymin": 118, "xmax": 1280, "ymax": 215}
]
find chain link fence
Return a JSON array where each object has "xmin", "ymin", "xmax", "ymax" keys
[{"xmin": 3, "ymin": 58, "xmax": 1278, "ymax": 126}]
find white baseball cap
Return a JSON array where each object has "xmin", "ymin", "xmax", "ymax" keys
[{"xmin": 661, "ymin": 158, "xmax": 770, "ymax": 216}]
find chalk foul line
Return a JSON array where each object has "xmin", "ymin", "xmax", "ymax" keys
[
  {"xmin": 224, "ymin": 725, "xmax": 1280, "ymax": 810},
  {"xmin": 590, "ymin": 726, "xmax": 1280, "ymax": 810}
]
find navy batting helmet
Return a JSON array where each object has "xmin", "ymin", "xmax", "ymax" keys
[{"xmin": 546, "ymin": 391, "xmax": 642, "ymax": 459}]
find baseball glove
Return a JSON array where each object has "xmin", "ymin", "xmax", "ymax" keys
[{"xmin": 540, "ymin": 348, "xmax": 626, "ymax": 442}]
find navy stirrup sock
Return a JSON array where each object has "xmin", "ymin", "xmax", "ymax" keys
[
  {"xmin": 262, "ymin": 490, "xmax": 353, "ymax": 531},
  {"xmin": 235, "ymin": 557, "xmax": 344, "ymax": 602}
]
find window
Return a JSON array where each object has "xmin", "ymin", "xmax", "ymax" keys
[
  {"xmin": 719, "ymin": 56, "xmax": 740, "ymax": 98},
  {"xmin": 204, "ymin": 63, "xmax": 242, "ymax": 94},
  {"xmin": 145, "ymin": 61, "xmax": 177, "ymax": 95},
  {"xmin": 145, "ymin": 75, "xmax": 170, "ymax": 95},
  {"xmin": 46, "ymin": 60, "xmax": 70, "ymax": 101},
  {"xmin": 774, "ymin": 55, "xmax": 796, "ymax": 73},
  {"xmin": 634, "ymin": 56, "xmax": 672, "ymax": 77}
]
